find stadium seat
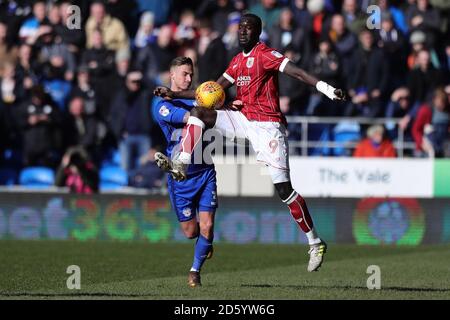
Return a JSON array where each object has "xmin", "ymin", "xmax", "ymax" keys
[
  {"xmin": 309, "ymin": 124, "xmax": 332, "ymax": 156},
  {"xmin": 19, "ymin": 167, "xmax": 55, "ymax": 188},
  {"xmin": 333, "ymin": 121, "xmax": 361, "ymax": 156},
  {"xmin": 100, "ymin": 166, "xmax": 128, "ymax": 191},
  {"xmin": 101, "ymin": 149, "xmax": 121, "ymax": 167},
  {"xmin": 0, "ymin": 168, "xmax": 17, "ymax": 185}
]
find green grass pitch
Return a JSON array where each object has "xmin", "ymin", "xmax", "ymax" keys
[{"xmin": 0, "ymin": 240, "xmax": 449, "ymax": 299}]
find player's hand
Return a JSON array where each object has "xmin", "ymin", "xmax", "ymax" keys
[
  {"xmin": 333, "ymin": 89, "xmax": 346, "ymax": 101},
  {"xmin": 226, "ymin": 100, "xmax": 243, "ymax": 111},
  {"xmin": 153, "ymin": 86, "xmax": 174, "ymax": 100}
]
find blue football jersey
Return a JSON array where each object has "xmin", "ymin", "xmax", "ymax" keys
[{"xmin": 152, "ymin": 98, "xmax": 214, "ymax": 175}]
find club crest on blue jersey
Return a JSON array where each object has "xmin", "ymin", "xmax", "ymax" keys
[{"xmin": 159, "ymin": 105, "xmax": 170, "ymax": 117}]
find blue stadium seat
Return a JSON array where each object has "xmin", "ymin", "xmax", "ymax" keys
[
  {"xmin": 0, "ymin": 168, "xmax": 18, "ymax": 185},
  {"xmin": 100, "ymin": 166, "xmax": 128, "ymax": 190},
  {"xmin": 310, "ymin": 124, "xmax": 332, "ymax": 156},
  {"xmin": 19, "ymin": 167, "xmax": 55, "ymax": 188},
  {"xmin": 333, "ymin": 121, "xmax": 361, "ymax": 156},
  {"xmin": 101, "ymin": 149, "xmax": 121, "ymax": 167}
]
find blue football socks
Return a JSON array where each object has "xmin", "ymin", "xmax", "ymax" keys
[{"xmin": 190, "ymin": 234, "xmax": 213, "ymax": 272}]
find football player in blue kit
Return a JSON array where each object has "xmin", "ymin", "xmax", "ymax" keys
[{"xmin": 152, "ymin": 57, "xmax": 216, "ymax": 287}]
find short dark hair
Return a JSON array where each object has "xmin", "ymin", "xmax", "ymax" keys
[
  {"xmin": 242, "ymin": 13, "xmax": 262, "ymax": 35},
  {"xmin": 170, "ymin": 56, "xmax": 193, "ymax": 69}
]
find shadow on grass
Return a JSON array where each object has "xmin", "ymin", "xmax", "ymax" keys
[{"xmin": 241, "ymin": 284, "xmax": 450, "ymax": 293}]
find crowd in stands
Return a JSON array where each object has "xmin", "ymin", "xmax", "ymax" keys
[{"xmin": 0, "ymin": 0, "xmax": 449, "ymax": 192}]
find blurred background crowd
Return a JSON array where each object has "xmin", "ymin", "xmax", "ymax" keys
[{"xmin": 0, "ymin": 0, "xmax": 449, "ymax": 192}]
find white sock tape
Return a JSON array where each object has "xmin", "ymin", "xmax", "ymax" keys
[
  {"xmin": 187, "ymin": 116, "xmax": 206, "ymax": 129},
  {"xmin": 316, "ymin": 81, "xmax": 337, "ymax": 100}
]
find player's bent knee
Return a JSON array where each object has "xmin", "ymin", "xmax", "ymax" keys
[
  {"xmin": 199, "ymin": 221, "xmax": 214, "ymax": 239},
  {"xmin": 181, "ymin": 221, "xmax": 199, "ymax": 239},
  {"xmin": 274, "ymin": 181, "xmax": 294, "ymax": 201},
  {"xmin": 184, "ymin": 229, "xmax": 199, "ymax": 239},
  {"xmin": 190, "ymin": 107, "xmax": 216, "ymax": 128}
]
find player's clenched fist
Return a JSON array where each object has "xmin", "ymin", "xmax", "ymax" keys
[
  {"xmin": 333, "ymin": 89, "xmax": 346, "ymax": 101},
  {"xmin": 153, "ymin": 86, "xmax": 174, "ymax": 99}
]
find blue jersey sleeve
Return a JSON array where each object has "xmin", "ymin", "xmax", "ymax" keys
[{"xmin": 155, "ymin": 101, "xmax": 188, "ymax": 125}]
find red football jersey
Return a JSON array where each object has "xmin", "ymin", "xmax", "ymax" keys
[{"xmin": 223, "ymin": 42, "xmax": 290, "ymax": 123}]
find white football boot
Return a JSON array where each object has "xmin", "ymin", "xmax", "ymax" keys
[
  {"xmin": 154, "ymin": 152, "xmax": 187, "ymax": 181},
  {"xmin": 307, "ymin": 241, "xmax": 327, "ymax": 272}
]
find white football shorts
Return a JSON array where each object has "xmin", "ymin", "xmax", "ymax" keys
[{"xmin": 214, "ymin": 109, "xmax": 290, "ymax": 184}]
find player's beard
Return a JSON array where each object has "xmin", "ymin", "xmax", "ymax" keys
[{"xmin": 239, "ymin": 38, "xmax": 257, "ymax": 52}]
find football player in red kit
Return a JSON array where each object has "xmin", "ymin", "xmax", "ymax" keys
[{"xmin": 154, "ymin": 13, "xmax": 346, "ymax": 272}]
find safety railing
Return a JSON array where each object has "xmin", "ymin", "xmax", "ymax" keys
[{"xmin": 284, "ymin": 116, "xmax": 416, "ymax": 157}]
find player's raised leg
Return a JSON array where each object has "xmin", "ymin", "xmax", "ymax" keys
[
  {"xmin": 169, "ymin": 107, "xmax": 218, "ymax": 181},
  {"xmin": 275, "ymin": 180, "xmax": 327, "ymax": 272}
]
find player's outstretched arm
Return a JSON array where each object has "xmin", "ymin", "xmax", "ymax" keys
[
  {"xmin": 153, "ymin": 76, "xmax": 233, "ymax": 101},
  {"xmin": 153, "ymin": 86, "xmax": 196, "ymax": 100},
  {"xmin": 283, "ymin": 61, "xmax": 346, "ymax": 101}
]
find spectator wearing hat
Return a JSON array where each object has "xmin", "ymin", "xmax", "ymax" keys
[
  {"xmin": 134, "ymin": 12, "xmax": 157, "ymax": 49},
  {"xmin": 17, "ymin": 85, "xmax": 62, "ymax": 167},
  {"xmin": 173, "ymin": 10, "xmax": 197, "ymax": 48},
  {"xmin": 36, "ymin": 23, "xmax": 76, "ymax": 82},
  {"xmin": 353, "ymin": 125, "xmax": 397, "ymax": 158},
  {"xmin": 307, "ymin": 0, "xmax": 330, "ymax": 40},
  {"xmin": 222, "ymin": 12, "xmax": 242, "ymax": 63},
  {"xmin": 136, "ymin": 24, "xmax": 176, "ymax": 86},
  {"xmin": 407, "ymin": 30, "xmax": 440, "ymax": 70},
  {"xmin": 108, "ymin": 71, "xmax": 153, "ymax": 172}
]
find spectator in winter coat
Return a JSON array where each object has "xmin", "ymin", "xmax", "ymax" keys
[{"xmin": 353, "ymin": 125, "xmax": 397, "ymax": 158}]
